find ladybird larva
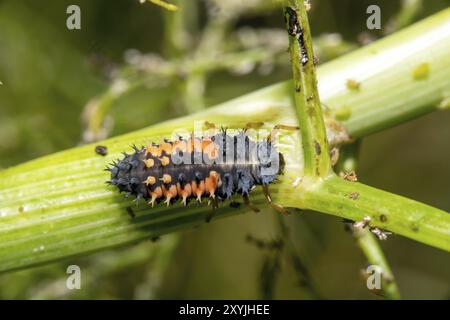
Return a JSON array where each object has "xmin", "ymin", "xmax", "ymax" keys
[{"xmin": 106, "ymin": 129, "xmax": 285, "ymax": 210}]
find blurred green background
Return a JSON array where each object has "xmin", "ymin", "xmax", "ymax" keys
[{"xmin": 0, "ymin": 0, "xmax": 449, "ymax": 299}]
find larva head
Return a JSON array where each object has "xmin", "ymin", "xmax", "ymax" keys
[
  {"xmin": 107, "ymin": 146, "xmax": 148, "ymax": 200},
  {"xmin": 253, "ymin": 140, "xmax": 284, "ymax": 185}
]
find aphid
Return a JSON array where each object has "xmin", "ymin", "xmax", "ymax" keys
[
  {"xmin": 106, "ymin": 123, "xmax": 298, "ymax": 218},
  {"xmin": 292, "ymin": 177, "xmax": 302, "ymax": 187},
  {"xmin": 370, "ymin": 227, "xmax": 391, "ymax": 240},
  {"xmin": 353, "ymin": 216, "xmax": 371, "ymax": 229},
  {"xmin": 340, "ymin": 170, "xmax": 358, "ymax": 182},
  {"xmin": 284, "ymin": 6, "xmax": 309, "ymax": 65},
  {"xmin": 347, "ymin": 191, "xmax": 360, "ymax": 200},
  {"xmin": 95, "ymin": 145, "xmax": 108, "ymax": 156}
]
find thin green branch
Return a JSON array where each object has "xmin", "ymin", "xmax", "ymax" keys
[
  {"xmin": 163, "ymin": 0, "xmax": 190, "ymax": 58},
  {"xmin": 352, "ymin": 225, "xmax": 400, "ymax": 299},
  {"xmin": 144, "ymin": 0, "xmax": 178, "ymax": 12},
  {"xmin": 336, "ymin": 142, "xmax": 400, "ymax": 300},
  {"xmin": 283, "ymin": 0, "xmax": 331, "ymax": 177}
]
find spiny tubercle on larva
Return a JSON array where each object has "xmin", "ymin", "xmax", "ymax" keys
[{"xmin": 106, "ymin": 131, "xmax": 284, "ymax": 207}]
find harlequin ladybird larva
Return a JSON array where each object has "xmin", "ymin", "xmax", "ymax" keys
[{"xmin": 106, "ymin": 123, "xmax": 298, "ymax": 216}]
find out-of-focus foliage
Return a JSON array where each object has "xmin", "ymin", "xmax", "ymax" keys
[{"xmin": 0, "ymin": 0, "xmax": 449, "ymax": 299}]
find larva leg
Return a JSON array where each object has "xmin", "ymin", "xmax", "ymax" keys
[
  {"xmin": 243, "ymin": 194, "xmax": 260, "ymax": 213},
  {"xmin": 262, "ymin": 185, "xmax": 288, "ymax": 214},
  {"xmin": 205, "ymin": 197, "xmax": 219, "ymax": 223}
]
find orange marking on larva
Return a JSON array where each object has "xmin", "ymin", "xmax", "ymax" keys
[
  {"xmin": 203, "ymin": 141, "xmax": 219, "ymax": 160},
  {"xmin": 201, "ymin": 139, "xmax": 213, "ymax": 150},
  {"xmin": 147, "ymin": 145, "xmax": 161, "ymax": 157},
  {"xmin": 160, "ymin": 174, "xmax": 172, "ymax": 184},
  {"xmin": 144, "ymin": 176, "xmax": 156, "ymax": 185},
  {"xmin": 205, "ymin": 171, "xmax": 220, "ymax": 198},
  {"xmin": 205, "ymin": 178, "xmax": 216, "ymax": 198},
  {"xmin": 212, "ymin": 171, "xmax": 222, "ymax": 187},
  {"xmin": 164, "ymin": 184, "xmax": 177, "ymax": 206},
  {"xmin": 177, "ymin": 183, "xmax": 192, "ymax": 206},
  {"xmin": 191, "ymin": 180, "xmax": 205, "ymax": 202},
  {"xmin": 209, "ymin": 170, "xmax": 219, "ymax": 178},
  {"xmin": 159, "ymin": 156, "xmax": 170, "ymax": 166},
  {"xmin": 143, "ymin": 158, "xmax": 155, "ymax": 168},
  {"xmin": 183, "ymin": 183, "xmax": 192, "ymax": 197},
  {"xmin": 185, "ymin": 138, "xmax": 202, "ymax": 153},
  {"xmin": 149, "ymin": 186, "xmax": 163, "ymax": 207},
  {"xmin": 209, "ymin": 148, "xmax": 218, "ymax": 159},
  {"xmin": 160, "ymin": 143, "xmax": 173, "ymax": 154}
]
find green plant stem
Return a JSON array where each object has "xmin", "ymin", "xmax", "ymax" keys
[
  {"xmin": 1, "ymin": 10, "xmax": 449, "ymax": 272},
  {"xmin": 163, "ymin": 0, "xmax": 189, "ymax": 58},
  {"xmin": 283, "ymin": 2, "xmax": 400, "ymax": 300},
  {"xmin": 284, "ymin": 0, "xmax": 330, "ymax": 177},
  {"xmin": 146, "ymin": 0, "xmax": 178, "ymax": 11},
  {"xmin": 353, "ymin": 226, "xmax": 400, "ymax": 299},
  {"xmin": 320, "ymin": 8, "xmax": 450, "ymax": 137},
  {"xmin": 334, "ymin": 141, "xmax": 360, "ymax": 174},
  {"xmin": 283, "ymin": 175, "xmax": 450, "ymax": 251},
  {"xmin": 336, "ymin": 142, "xmax": 400, "ymax": 300}
]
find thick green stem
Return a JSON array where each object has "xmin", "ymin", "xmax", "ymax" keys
[
  {"xmin": 283, "ymin": 176, "xmax": 450, "ymax": 251},
  {"xmin": 321, "ymin": 8, "xmax": 450, "ymax": 137},
  {"xmin": 284, "ymin": 0, "xmax": 330, "ymax": 177}
]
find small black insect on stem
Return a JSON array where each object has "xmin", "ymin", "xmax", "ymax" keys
[
  {"xmin": 95, "ymin": 145, "xmax": 108, "ymax": 156},
  {"xmin": 285, "ymin": 6, "xmax": 299, "ymax": 36},
  {"xmin": 284, "ymin": 6, "xmax": 309, "ymax": 66}
]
